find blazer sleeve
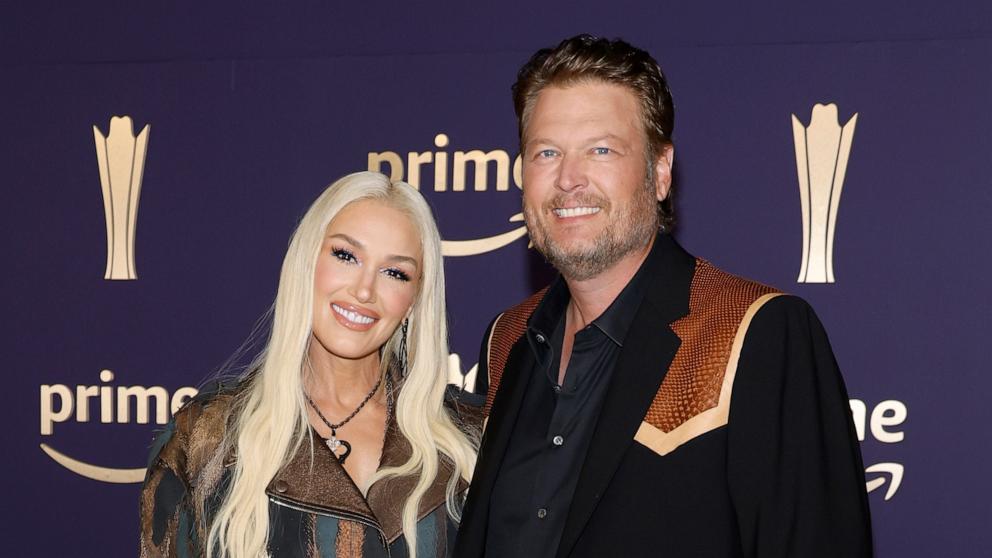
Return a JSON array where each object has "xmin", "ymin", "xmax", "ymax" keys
[
  {"xmin": 138, "ymin": 406, "xmax": 198, "ymax": 557},
  {"xmin": 727, "ymin": 295, "xmax": 874, "ymax": 558}
]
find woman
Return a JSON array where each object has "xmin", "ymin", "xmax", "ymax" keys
[{"xmin": 139, "ymin": 172, "xmax": 479, "ymax": 557}]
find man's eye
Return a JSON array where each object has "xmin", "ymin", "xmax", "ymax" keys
[
  {"xmin": 331, "ymin": 248, "xmax": 357, "ymax": 264},
  {"xmin": 384, "ymin": 268, "xmax": 411, "ymax": 282},
  {"xmin": 592, "ymin": 147, "xmax": 611, "ymax": 155},
  {"xmin": 537, "ymin": 149, "xmax": 558, "ymax": 159}
]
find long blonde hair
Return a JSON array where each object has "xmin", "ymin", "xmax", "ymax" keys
[{"xmin": 207, "ymin": 171, "xmax": 477, "ymax": 557}]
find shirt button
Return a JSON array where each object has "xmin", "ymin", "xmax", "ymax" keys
[
  {"xmin": 537, "ymin": 508, "xmax": 548, "ymax": 519},
  {"xmin": 552, "ymin": 435, "xmax": 564, "ymax": 446},
  {"xmin": 535, "ymin": 333, "xmax": 546, "ymax": 344}
]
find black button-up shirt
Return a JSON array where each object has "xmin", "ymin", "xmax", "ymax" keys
[{"xmin": 483, "ymin": 245, "xmax": 653, "ymax": 557}]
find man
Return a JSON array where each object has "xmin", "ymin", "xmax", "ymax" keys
[{"xmin": 455, "ymin": 35, "xmax": 872, "ymax": 557}]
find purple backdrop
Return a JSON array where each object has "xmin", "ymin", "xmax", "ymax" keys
[{"xmin": 3, "ymin": 2, "xmax": 990, "ymax": 556}]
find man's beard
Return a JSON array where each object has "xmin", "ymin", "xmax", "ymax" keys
[{"xmin": 523, "ymin": 175, "xmax": 659, "ymax": 282}]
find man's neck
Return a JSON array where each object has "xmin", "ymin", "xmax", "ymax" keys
[{"xmin": 563, "ymin": 235, "xmax": 655, "ymax": 330}]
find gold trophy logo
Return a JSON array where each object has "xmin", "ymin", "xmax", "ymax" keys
[
  {"xmin": 93, "ymin": 116, "xmax": 150, "ymax": 280},
  {"xmin": 791, "ymin": 104, "xmax": 857, "ymax": 283}
]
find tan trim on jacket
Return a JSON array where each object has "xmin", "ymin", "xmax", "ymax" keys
[{"xmin": 634, "ymin": 292, "xmax": 782, "ymax": 456}]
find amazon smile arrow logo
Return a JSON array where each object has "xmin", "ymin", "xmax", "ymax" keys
[
  {"xmin": 865, "ymin": 462, "xmax": 904, "ymax": 501},
  {"xmin": 441, "ymin": 213, "xmax": 527, "ymax": 256},
  {"xmin": 40, "ymin": 443, "xmax": 146, "ymax": 483}
]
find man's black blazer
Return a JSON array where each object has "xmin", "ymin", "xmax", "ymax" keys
[{"xmin": 455, "ymin": 234, "xmax": 872, "ymax": 558}]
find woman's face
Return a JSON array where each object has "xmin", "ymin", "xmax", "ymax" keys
[{"xmin": 311, "ymin": 199, "xmax": 422, "ymax": 364}]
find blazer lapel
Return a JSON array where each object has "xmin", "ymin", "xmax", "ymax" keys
[
  {"xmin": 555, "ymin": 303, "xmax": 680, "ymax": 557},
  {"xmin": 457, "ymin": 340, "xmax": 535, "ymax": 552},
  {"xmin": 556, "ymin": 234, "xmax": 695, "ymax": 558}
]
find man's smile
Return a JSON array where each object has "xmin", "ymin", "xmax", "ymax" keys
[{"xmin": 553, "ymin": 206, "xmax": 602, "ymax": 218}]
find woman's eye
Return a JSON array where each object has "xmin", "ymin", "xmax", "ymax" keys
[
  {"xmin": 331, "ymin": 248, "xmax": 357, "ymax": 264},
  {"xmin": 384, "ymin": 268, "xmax": 411, "ymax": 282}
]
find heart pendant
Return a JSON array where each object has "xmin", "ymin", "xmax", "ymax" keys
[{"xmin": 326, "ymin": 437, "xmax": 352, "ymax": 464}]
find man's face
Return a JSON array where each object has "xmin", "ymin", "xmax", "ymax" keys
[{"xmin": 521, "ymin": 80, "xmax": 671, "ymax": 281}]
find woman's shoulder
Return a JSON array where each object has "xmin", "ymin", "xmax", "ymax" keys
[
  {"xmin": 145, "ymin": 376, "xmax": 248, "ymax": 476},
  {"xmin": 140, "ymin": 378, "xmax": 250, "ymax": 555},
  {"xmin": 173, "ymin": 377, "xmax": 245, "ymax": 433}
]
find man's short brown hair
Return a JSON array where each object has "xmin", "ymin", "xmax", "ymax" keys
[{"xmin": 513, "ymin": 34, "xmax": 676, "ymax": 231}]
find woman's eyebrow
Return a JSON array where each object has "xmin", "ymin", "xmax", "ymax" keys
[
  {"xmin": 328, "ymin": 233, "xmax": 362, "ymax": 247},
  {"xmin": 386, "ymin": 254, "xmax": 419, "ymax": 268},
  {"xmin": 329, "ymin": 233, "xmax": 418, "ymax": 268}
]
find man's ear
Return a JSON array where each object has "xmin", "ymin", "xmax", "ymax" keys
[{"xmin": 654, "ymin": 144, "xmax": 675, "ymax": 202}]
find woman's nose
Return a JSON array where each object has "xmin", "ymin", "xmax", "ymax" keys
[{"xmin": 349, "ymin": 268, "xmax": 377, "ymax": 303}]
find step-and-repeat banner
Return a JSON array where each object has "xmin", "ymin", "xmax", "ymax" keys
[{"xmin": 3, "ymin": 3, "xmax": 989, "ymax": 557}]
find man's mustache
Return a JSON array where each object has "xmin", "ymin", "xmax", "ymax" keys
[{"xmin": 540, "ymin": 194, "xmax": 611, "ymax": 213}]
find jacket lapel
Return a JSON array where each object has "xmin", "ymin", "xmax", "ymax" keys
[
  {"xmin": 556, "ymin": 235, "xmax": 695, "ymax": 558},
  {"xmin": 366, "ymin": 411, "xmax": 466, "ymax": 543},
  {"xmin": 266, "ymin": 430, "xmax": 378, "ymax": 525},
  {"xmin": 267, "ymin": 403, "xmax": 468, "ymax": 544},
  {"xmin": 457, "ymin": 338, "xmax": 535, "ymax": 553}
]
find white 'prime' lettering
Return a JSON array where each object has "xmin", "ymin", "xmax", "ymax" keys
[
  {"xmin": 368, "ymin": 133, "xmax": 523, "ymax": 192},
  {"xmin": 849, "ymin": 399, "xmax": 908, "ymax": 443},
  {"xmin": 39, "ymin": 370, "xmax": 199, "ymax": 435}
]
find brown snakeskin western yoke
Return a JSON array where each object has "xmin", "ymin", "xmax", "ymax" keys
[{"xmin": 482, "ymin": 259, "xmax": 781, "ymax": 455}]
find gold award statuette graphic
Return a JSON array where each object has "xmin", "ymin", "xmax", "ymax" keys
[
  {"xmin": 94, "ymin": 116, "xmax": 150, "ymax": 280},
  {"xmin": 791, "ymin": 104, "xmax": 857, "ymax": 283}
]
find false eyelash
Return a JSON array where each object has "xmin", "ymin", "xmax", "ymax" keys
[
  {"xmin": 331, "ymin": 247, "xmax": 357, "ymax": 263},
  {"xmin": 332, "ymin": 246, "xmax": 410, "ymax": 282},
  {"xmin": 385, "ymin": 268, "xmax": 411, "ymax": 282}
]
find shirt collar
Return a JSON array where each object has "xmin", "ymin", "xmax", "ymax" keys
[
  {"xmin": 526, "ymin": 234, "xmax": 660, "ymax": 352},
  {"xmin": 590, "ymin": 249, "xmax": 652, "ymax": 346},
  {"xmin": 526, "ymin": 275, "xmax": 569, "ymax": 357}
]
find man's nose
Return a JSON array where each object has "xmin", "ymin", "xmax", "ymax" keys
[{"xmin": 555, "ymin": 154, "xmax": 587, "ymax": 192}]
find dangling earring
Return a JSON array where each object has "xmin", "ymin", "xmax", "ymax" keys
[{"xmin": 399, "ymin": 318, "xmax": 409, "ymax": 377}]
